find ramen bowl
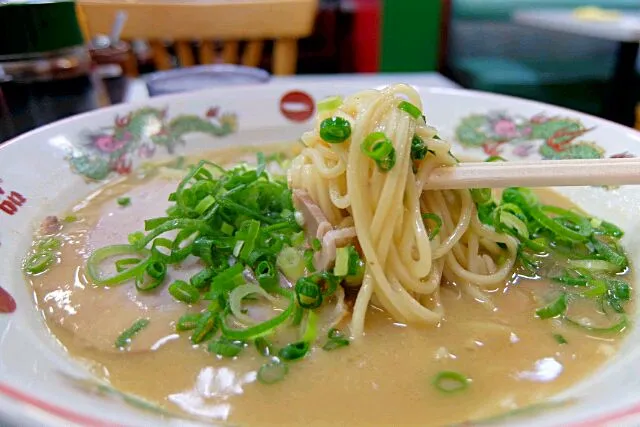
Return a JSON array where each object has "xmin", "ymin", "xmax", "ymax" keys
[{"xmin": 2, "ymin": 82, "xmax": 640, "ymax": 427}]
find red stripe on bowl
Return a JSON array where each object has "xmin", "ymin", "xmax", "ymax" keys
[
  {"xmin": 0, "ymin": 286, "xmax": 16, "ymax": 313},
  {"xmin": 0, "ymin": 382, "xmax": 120, "ymax": 426}
]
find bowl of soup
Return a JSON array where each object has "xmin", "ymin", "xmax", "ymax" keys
[{"xmin": 1, "ymin": 82, "xmax": 640, "ymax": 427}]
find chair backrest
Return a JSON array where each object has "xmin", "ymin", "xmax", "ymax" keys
[{"xmin": 77, "ymin": 0, "xmax": 318, "ymax": 75}]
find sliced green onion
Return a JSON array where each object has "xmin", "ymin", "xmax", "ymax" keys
[
  {"xmin": 144, "ymin": 217, "xmax": 170, "ymax": 231},
  {"xmin": 346, "ymin": 246, "xmax": 364, "ymax": 276},
  {"xmin": 176, "ymin": 313, "xmax": 201, "ymax": 331},
  {"xmin": 145, "ymin": 261, "xmax": 166, "ymax": 280},
  {"xmin": 256, "ymin": 260, "xmax": 278, "ymax": 289},
  {"xmin": 190, "ymin": 268, "xmax": 214, "ymax": 289},
  {"xmin": 567, "ymin": 259, "xmax": 620, "ymax": 273},
  {"xmin": 593, "ymin": 220, "xmax": 624, "ymax": 238},
  {"xmin": 583, "ymin": 279, "xmax": 608, "ymax": 298},
  {"xmin": 376, "ymin": 148, "xmax": 396, "ymax": 172},
  {"xmin": 590, "ymin": 237, "xmax": 628, "ymax": 271},
  {"xmin": 135, "ymin": 271, "xmax": 164, "ymax": 292},
  {"xmin": 210, "ymin": 263, "xmax": 245, "ymax": 293},
  {"xmin": 256, "ymin": 152, "xmax": 267, "ymax": 177},
  {"xmin": 470, "ymin": 188, "xmax": 492, "ymax": 205},
  {"xmin": 495, "ymin": 209, "xmax": 529, "ymax": 240},
  {"xmin": 220, "ymin": 288, "xmax": 295, "ymax": 340},
  {"xmin": 255, "ymin": 337, "xmax": 273, "ymax": 357},
  {"xmin": 168, "ymin": 280, "xmax": 200, "ymax": 304},
  {"xmin": 501, "ymin": 187, "xmax": 538, "ymax": 210},
  {"xmin": 291, "ymin": 231, "xmax": 305, "ymax": 247},
  {"xmin": 302, "ymin": 310, "xmax": 318, "ymax": 343},
  {"xmin": 24, "ymin": 251, "xmax": 56, "ymax": 275},
  {"xmin": 115, "ymin": 258, "xmax": 141, "ymax": 273},
  {"xmin": 317, "ymin": 95, "xmax": 343, "ymax": 112},
  {"xmin": 194, "ymin": 195, "xmax": 216, "ymax": 215},
  {"xmin": 36, "ymin": 237, "xmax": 61, "ymax": 252},
  {"xmin": 607, "ymin": 280, "xmax": 630, "ymax": 301},
  {"xmin": 553, "ymin": 334, "xmax": 568, "ymax": 344},
  {"xmin": 322, "ymin": 328, "xmax": 350, "ymax": 351},
  {"xmin": 258, "ymin": 358, "xmax": 288, "ymax": 384},
  {"xmin": 397, "ymin": 101, "xmax": 422, "ymax": 119},
  {"xmin": 564, "ymin": 315, "xmax": 628, "ymax": 334},
  {"xmin": 87, "ymin": 245, "xmax": 151, "ymax": 286},
  {"xmin": 191, "ymin": 311, "xmax": 217, "ymax": 344},
  {"xmin": 311, "ymin": 238, "xmax": 322, "ymax": 252},
  {"xmin": 361, "ymin": 132, "xmax": 393, "ymax": 161},
  {"xmin": 229, "ymin": 284, "xmax": 277, "ymax": 325},
  {"xmin": 551, "ymin": 271, "xmax": 589, "ymax": 287},
  {"xmin": 276, "ymin": 246, "xmax": 305, "ymax": 281},
  {"xmin": 304, "ymin": 249, "xmax": 316, "ymax": 273},
  {"xmin": 334, "ymin": 247, "xmax": 350, "ymax": 277},
  {"xmin": 237, "ymin": 219, "xmax": 260, "ymax": 261},
  {"xmin": 149, "ymin": 238, "xmax": 174, "ymax": 262},
  {"xmin": 63, "ymin": 215, "xmax": 78, "ymax": 223},
  {"xmin": 279, "ymin": 341, "xmax": 310, "ymax": 361},
  {"xmin": 319, "ymin": 117, "xmax": 351, "ymax": 143},
  {"xmin": 221, "ymin": 222, "xmax": 234, "ymax": 236},
  {"xmin": 115, "ymin": 318, "xmax": 149, "ymax": 349},
  {"xmin": 536, "ymin": 294, "xmax": 568, "ymax": 319},
  {"xmin": 422, "ymin": 213, "xmax": 442, "ymax": 240},
  {"xmin": 529, "ymin": 205, "xmax": 592, "ymax": 242},
  {"xmin": 117, "ymin": 197, "xmax": 131, "ymax": 207},
  {"xmin": 411, "ymin": 135, "xmax": 428, "ymax": 161},
  {"xmin": 208, "ymin": 337, "xmax": 246, "ymax": 358},
  {"xmin": 295, "ymin": 277, "xmax": 323, "ymax": 309},
  {"xmin": 432, "ymin": 371, "xmax": 470, "ymax": 393}
]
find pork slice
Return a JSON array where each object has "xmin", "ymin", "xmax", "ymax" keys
[
  {"xmin": 292, "ymin": 189, "xmax": 333, "ymax": 240},
  {"xmin": 314, "ymin": 227, "xmax": 357, "ymax": 271},
  {"xmin": 40, "ymin": 216, "xmax": 62, "ymax": 235}
]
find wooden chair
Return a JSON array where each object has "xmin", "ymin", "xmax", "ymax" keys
[{"xmin": 76, "ymin": 0, "xmax": 318, "ymax": 75}]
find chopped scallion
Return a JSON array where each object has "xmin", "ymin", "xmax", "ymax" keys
[
  {"xmin": 432, "ymin": 371, "xmax": 470, "ymax": 393},
  {"xmin": 258, "ymin": 358, "xmax": 288, "ymax": 384},
  {"xmin": 397, "ymin": 101, "xmax": 422, "ymax": 119},
  {"xmin": 319, "ymin": 117, "xmax": 351, "ymax": 143},
  {"xmin": 115, "ymin": 318, "xmax": 149, "ymax": 349},
  {"xmin": 536, "ymin": 294, "xmax": 567, "ymax": 319},
  {"xmin": 168, "ymin": 280, "xmax": 200, "ymax": 304}
]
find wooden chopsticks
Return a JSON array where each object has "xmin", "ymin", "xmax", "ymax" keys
[{"xmin": 423, "ymin": 158, "xmax": 640, "ymax": 190}]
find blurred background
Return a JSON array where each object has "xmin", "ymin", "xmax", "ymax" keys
[{"xmin": 0, "ymin": 0, "xmax": 638, "ymax": 141}]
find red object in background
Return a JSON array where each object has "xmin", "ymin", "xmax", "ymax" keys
[
  {"xmin": 352, "ymin": 0, "xmax": 380, "ymax": 72},
  {"xmin": 280, "ymin": 91, "xmax": 315, "ymax": 122}
]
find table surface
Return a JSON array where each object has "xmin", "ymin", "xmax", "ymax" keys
[
  {"xmin": 123, "ymin": 72, "xmax": 461, "ymax": 103},
  {"xmin": 513, "ymin": 9, "xmax": 640, "ymax": 42}
]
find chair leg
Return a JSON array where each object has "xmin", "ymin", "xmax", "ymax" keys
[
  {"xmin": 273, "ymin": 38, "xmax": 297, "ymax": 75},
  {"xmin": 176, "ymin": 41, "xmax": 195, "ymax": 67},
  {"xmin": 199, "ymin": 41, "xmax": 216, "ymax": 64},
  {"xmin": 222, "ymin": 41, "xmax": 239, "ymax": 64},
  {"xmin": 150, "ymin": 40, "xmax": 173, "ymax": 70},
  {"xmin": 242, "ymin": 40, "xmax": 264, "ymax": 67}
]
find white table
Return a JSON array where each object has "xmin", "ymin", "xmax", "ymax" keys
[
  {"xmin": 514, "ymin": 9, "xmax": 640, "ymax": 127},
  {"xmin": 123, "ymin": 72, "xmax": 461, "ymax": 103},
  {"xmin": 514, "ymin": 10, "xmax": 640, "ymax": 42}
]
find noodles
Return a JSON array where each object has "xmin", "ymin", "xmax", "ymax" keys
[{"xmin": 288, "ymin": 84, "xmax": 518, "ymax": 338}]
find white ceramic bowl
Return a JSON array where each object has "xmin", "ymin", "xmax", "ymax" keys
[{"xmin": 2, "ymin": 82, "xmax": 640, "ymax": 427}]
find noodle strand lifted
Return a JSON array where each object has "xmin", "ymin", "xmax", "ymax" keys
[{"xmin": 288, "ymin": 84, "xmax": 518, "ymax": 338}]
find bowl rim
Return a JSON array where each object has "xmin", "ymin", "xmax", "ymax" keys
[{"xmin": 2, "ymin": 82, "xmax": 640, "ymax": 427}]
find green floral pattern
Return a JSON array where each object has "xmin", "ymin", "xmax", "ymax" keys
[
  {"xmin": 455, "ymin": 112, "xmax": 606, "ymax": 160},
  {"xmin": 68, "ymin": 106, "xmax": 237, "ymax": 180}
]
